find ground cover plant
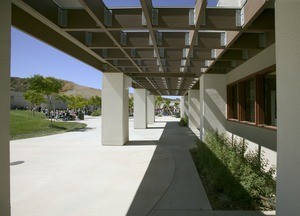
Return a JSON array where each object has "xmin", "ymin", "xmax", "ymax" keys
[
  {"xmin": 190, "ymin": 130, "xmax": 276, "ymax": 210},
  {"xmin": 179, "ymin": 114, "xmax": 188, "ymax": 127},
  {"xmin": 10, "ymin": 110, "xmax": 87, "ymax": 140},
  {"xmin": 91, "ymin": 109, "xmax": 101, "ymax": 116}
]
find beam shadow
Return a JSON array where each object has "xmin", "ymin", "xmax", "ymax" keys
[
  {"xmin": 124, "ymin": 139, "xmax": 175, "ymax": 216},
  {"xmin": 146, "ymin": 127, "xmax": 166, "ymax": 129},
  {"xmin": 10, "ymin": 161, "xmax": 25, "ymax": 166},
  {"xmin": 125, "ymin": 120, "xmax": 274, "ymax": 215},
  {"xmin": 126, "ymin": 121, "xmax": 208, "ymax": 216}
]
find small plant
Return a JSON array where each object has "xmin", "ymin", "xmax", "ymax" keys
[
  {"xmin": 179, "ymin": 114, "xmax": 188, "ymax": 127},
  {"xmin": 91, "ymin": 109, "xmax": 101, "ymax": 116},
  {"xmin": 190, "ymin": 130, "xmax": 276, "ymax": 210}
]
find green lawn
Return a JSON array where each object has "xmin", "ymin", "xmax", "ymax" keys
[{"xmin": 10, "ymin": 110, "xmax": 87, "ymax": 140}]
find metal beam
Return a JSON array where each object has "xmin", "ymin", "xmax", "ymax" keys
[
  {"xmin": 140, "ymin": 0, "xmax": 167, "ymax": 94},
  {"xmin": 82, "ymin": 32, "xmax": 222, "ymax": 49},
  {"xmin": 183, "ymin": 0, "xmax": 207, "ymax": 74},
  {"xmin": 127, "ymin": 73, "xmax": 200, "ymax": 78},
  {"xmin": 79, "ymin": 0, "xmax": 159, "ymax": 93},
  {"xmin": 11, "ymin": 0, "xmax": 118, "ymax": 71},
  {"xmin": 207, "ymin": 0, "xmax": 269, "ymax": 73},
  {"xmin": 64, "ymin": 8, "xmax": 239, "ymax": 31}
]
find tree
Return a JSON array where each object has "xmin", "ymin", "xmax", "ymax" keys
[
  {"xmin": 165, "ymin": 99, "xmax": 171, "ymax": 107},
  {"xmin": 163, "ymin": 99, "xmax": 172, "ymax": 115},
  {"xmin": 155, "ymin": 96, "xmax": 163, "ymax": 109},
  {"xmin": 23, "ymin": 90, "xmax": 46, "ymax": 116},
  {"xmin": 27, "ymin": 75, "xmax": 64, "ymax": 110},
  {"xmin": 129, "ymin": 96, "xmax": 134, "ymax": 116},
  {"xmin": 61, "ymin": 95, "xmax": 88, "ymax": 109},
  {"xmin": 88, "ymin": 95, "xmax": 102, "ymax": 110},
  {"xmin": 174, "ymin": 101, "xmax": 179, "ymax": 108}
]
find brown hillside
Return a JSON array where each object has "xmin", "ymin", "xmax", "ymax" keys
[{"xmin": 11, "ymin": 77, "xmax": 101, "ymax": 98}]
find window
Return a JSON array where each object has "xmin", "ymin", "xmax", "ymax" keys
[
  {"xmin": 264, "ymin": 72, "xmax": 277, "ymax": 126},
  {"xmin": 227, "ymin": 84, "xmax": 238, "ymax": 119},
  {"xmin": 244, "ymin": 78, "xmax": 255, "ymax": 122},
  {"xmin": 227, "ymin": 66, "xmax": 277, "ymax": 129}
]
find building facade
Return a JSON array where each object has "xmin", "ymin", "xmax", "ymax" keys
[{"xmin": 1, "ymin": 0, "xmax": 300, "ymax": 215}]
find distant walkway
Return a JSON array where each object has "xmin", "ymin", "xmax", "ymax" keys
[{"xmin": 10, "ymin": 116, "xmax": 275, "ymax": 216}]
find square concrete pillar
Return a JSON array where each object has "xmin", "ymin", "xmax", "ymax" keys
[
  {"xmin": 188, "ymin": 89, "xmax": 200, "ymax": 131},
  {"xmin": 134, "ymin": 89, "xmax": 147, "ymax": 129},
  {"xmin": 0, "ymin": 1, "xmax": 11, "ymax": 215},
  {"xmin": 275, "ymin": 1, "xmax": 300, "ymax": 215},
  {"xmin": 180, "ymin": 95, "xmax": 188, "ymax": 118},
  {"xmin": 199, "ymin": 74, "xmax": 226, "ymax": 141},
  {"xmin": 102, "ymin": 73, "xmax": 130, "ymax": 146},
  {"xmin": 147, "ymin": 93, "xmax": 155, "ymax": 124}
]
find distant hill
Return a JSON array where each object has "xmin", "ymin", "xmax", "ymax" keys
[
  {"xmin": 11, "ymin": 77, "xmax": 101, "ymax": 98},
  {"xmin": 11, "ymin": 77, "xmax": 29, "ymax": 92}
]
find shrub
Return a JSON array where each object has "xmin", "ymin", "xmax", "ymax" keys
[
  {"xmin": 191, "ymin": 130, "xmax": 276, "ymax": 210},
  {"xmin": 179, "ymin": 115, "xmax": 188, "ymax": 127},
  {"xmin": 91, "ymin": 109, "xmax": 101, "ymax": 116}
]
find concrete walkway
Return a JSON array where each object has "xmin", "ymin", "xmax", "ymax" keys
[{"xmin": 10, "ymin": 116, "xmax": 275, "ymax": 216}]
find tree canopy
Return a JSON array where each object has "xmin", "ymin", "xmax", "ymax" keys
[
  {"xmin": 88, "ymin": 95, "xmax": 102, "ymax": 108},
  {"xmin": 27, "ymin": 75, "xmax": 64, "ymax": 95},
  {"xmin": 24, "ymin": 90, "xmax": 46, "ymax": 107},
  {"xmin": 26, "ymin": 75, "xmax": 64, "ymax": 110},
  {"xmin": 59, "ymin": 94, "xmax": 88, "ymax": 109},
  {"xmin": 155, "ymin": 96, "xmax": 163, "ymax": 108}
]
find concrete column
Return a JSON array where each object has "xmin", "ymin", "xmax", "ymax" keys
[
  {"xmin": 275, "ymin": 1, "xmax": 300, "ymax": 215},
  {"xmin": 134, "ymin": 89, "xmax": 147, "ymax": 129},
  {"xmin": 102, "ymin": 73, "xmax": 130, "ymax": 146},
  {"xmin": 147, "ymin": 93, "xmax": 155, "ymax": 124},
  {"xmin": 199, "ymin": 74, "xmax": 226, "ymax": 141},
  {"xmin": 180, "ymin": 95, "xmax": 188, "ymax": 118},
  {"xmin": 188, "ymin": 89, "xmax": 200, "ymax": 131},
  {"xmin": 0, "ymin": 0, "xmax": 11, "ymax": 215}
]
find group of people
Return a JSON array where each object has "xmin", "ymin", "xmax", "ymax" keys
[
  {"xmin": 43, "ymin": 109, "xmax": 80, "ymax": 121},
  {"xmin": 155, "ymin": 107, "xmax": 180, "ymax": 116},
  {"xmin": 34, "ymin": 107, "xmax": 87, "ymax": 121}
]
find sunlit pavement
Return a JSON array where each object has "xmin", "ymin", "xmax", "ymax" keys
[{"xmin": 10, "ymin": 116, "xmax": 275, "ymax": 216}]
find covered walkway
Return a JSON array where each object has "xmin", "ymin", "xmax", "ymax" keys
[
  {"xmin": 1, "ymin": 0, "xmax": 300, "ymax": 215},
  {"xmin": 10, "ymin": 116, "xmax": 274, "ymax": 216}
]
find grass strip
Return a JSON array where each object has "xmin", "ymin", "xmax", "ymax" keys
[{"xmin": 10, "ymin": 110, "xmax": 87, "ymax": 140}]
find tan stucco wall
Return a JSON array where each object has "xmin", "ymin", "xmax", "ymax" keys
[
  {"xmin": 225, "ymin": 44, "xmax": 277, "ymax": 169},
  {"xmin": 0, "ymin": 1, "xmax": 11, "ymax": 215},
  {"xmin": 227, "ymin": 44, "xmax": 275, "ymax": 84},
  {"xmin": 102, "ymin": 73, "xmax": 129, "ymax": 145},
  {"xmin": 200, "ymin": 74, "xmax": 227, "ymax": 140},
  {"xmin": 275, "ymin": 1, "xmax": 300, "ymax": 215},
  {"xmin": 180, "ymin": 95, "xmax": 188, "ymax": 118},
  {"xmin": 188, "ymin": 89, "xmax": 200, "ymax": 130},
  {"xmin": 134, "ymin": 89, "xmax": 147, "ymax": 129}
]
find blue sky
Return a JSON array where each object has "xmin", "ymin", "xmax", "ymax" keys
[
  {"xmin": 11, "ymin": 28, "xmax": 103, "ymax": 90},
  {"xmin": 11, "ymin": 0, "xmax": 218, "ymax": 97}
]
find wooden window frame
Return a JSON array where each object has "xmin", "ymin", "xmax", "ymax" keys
[
  {"xmin": 227, "ymin": 83, "xmax": 238, "ymax": 120},
  {"xmin": 226, "ymin": 65, "xmax": 277, "ymax": 130}
]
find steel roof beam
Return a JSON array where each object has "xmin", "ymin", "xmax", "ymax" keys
[
  {"xmin": 127, "ymin": 73, "xmax": 200, "ymax": 78},
  {"xmin": 64, "ymin": 8, "xmax": 239, "ymax": 31},
  {"xmin": 206, "ymin": 0, "xmax": 269, "ymax": 73},
  {"xmin": 78, "ymin": 0, "xmax": 159, "ymax": 93},
  {"xmin": 11, "ymin": 0, "xmax": 118, "ymax": 71},
  {"xmin": 140, "ymin": 0, "xmax": 168, "ymax": 94}
]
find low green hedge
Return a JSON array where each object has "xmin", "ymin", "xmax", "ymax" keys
[
  {"xmin": 91, "ymin": 109, "xmax": 101, "ymax": 116},
  {"xmin": 191, "ymin": 130, "xmax": 276, "ymax": 210},
  {"xmin": 179, "ymin": 115, "xmax": 188, "ymax": 127}
]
